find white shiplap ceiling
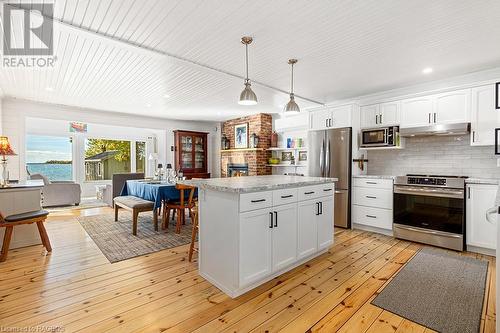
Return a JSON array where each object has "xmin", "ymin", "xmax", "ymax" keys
[{"xmin": 1, "ymin": 0, "xmax": 500, "ymax": 121}]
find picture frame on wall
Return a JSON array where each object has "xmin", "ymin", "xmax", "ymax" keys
[
  {"xmin": 281, "ymin": 151, "xmax": 293, "ymax": 161},
  {"xmin": 298, "ymin": 151, "xmax": 308, "ymax": 162},
  {"xmin": 234, "ymin": 123, "xmax": 248, "ymax": 149},
  {"xmin": 495, "ymin": 128, "xmax": 500, "ymax": 155},
  {"xmin": 496, "ymin": 82, "xmax": 500, "ymax": 109}
]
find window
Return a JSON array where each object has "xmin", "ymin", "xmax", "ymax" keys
[
  {"xmin": 26, "ymin": 135, "xmax": 73, "ymax": 181},
  {"xmin": 84, "ymin": 139, "xmax": 131, "ymax": 181},
  {"xmin": 136, "ymin": 141, "xmax": 146, "ymax": 173}
]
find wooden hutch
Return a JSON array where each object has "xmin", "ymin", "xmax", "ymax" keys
[{"xmin": 174, "ymin": 130, "xmax": 210, "ymax": 179}]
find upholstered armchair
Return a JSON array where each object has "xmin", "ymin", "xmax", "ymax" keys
[{"xmin": 30, "ymin": 174, "xmax": 81, "ymax": 207}]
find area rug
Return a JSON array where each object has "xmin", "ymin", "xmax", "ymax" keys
[
  {"xmin": 372, "ymin": 247, "xmax": 488, "ymax": 333},
  {"xmin": 77, "ymin": 212, "xmax": 193, "ymax": 263}
]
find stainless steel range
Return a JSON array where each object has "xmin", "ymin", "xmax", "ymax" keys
[{"xmin": 393, "ymin": 174, "xmax": 467, "ymax": 251}]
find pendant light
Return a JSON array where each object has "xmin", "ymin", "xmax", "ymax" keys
[
  {"xmin": 238, "ymin": 36, "xmax": 258, "ymax": 105},
  {"xmin": 284, "ymin": 59, "xmax": 300, "ymax": 113}
]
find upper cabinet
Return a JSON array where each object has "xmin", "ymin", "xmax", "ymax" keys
[
  {"xmin": 400, "ymin": 89, "xmax": 471, "ymax": 128},
  {"xmin": 274, "ymin": 112, "xmax": 310, "ymax": 132},
  {"xmin": 309, "ymin": 105, "xmax": 353, "ymax": 131},
  {"xmin": 360, "ymin": 102, "xmax": 400, "ymax": 128},
  {"xmin": 470, "ymin": 84, "xmax": 499, "ymax": 146}
]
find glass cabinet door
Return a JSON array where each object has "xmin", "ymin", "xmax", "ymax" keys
[
  {"xmin": 180, "ymin": 135, "xmax": 193, "ymax": 169},
  {"xmin": 194, "ymin": 136, "xmax": 205, "ymax": 169}
]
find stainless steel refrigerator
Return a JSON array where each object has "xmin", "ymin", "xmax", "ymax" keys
[{"xmin": 308, "ymin": 127, "xmax": 352, "ymax": 228}]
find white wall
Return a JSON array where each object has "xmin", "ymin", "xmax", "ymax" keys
[
  {"xmin": 0, "ymin": 97, "xmax": 3, "ymax": 135},
  {"xmin": 2, "ymin": 98, "xmax": 221, "ymax": 185}
]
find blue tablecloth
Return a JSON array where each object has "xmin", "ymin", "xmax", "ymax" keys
[{"xmin": 120, "ymin": 180, "xmax": 197, "ymax": 210}]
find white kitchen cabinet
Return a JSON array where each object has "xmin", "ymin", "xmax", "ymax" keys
[
  {"xmin": 310, "ymin": 108, "xmax": 332, "ymax": 130},
  {"xmin": 471, "ymin": 85, "xmax": 498, "ymax": 146},
  {"xmin": 352, "ymin": 177, "xmax": 394, "ymax": 233},
  {"xmin": 466, "ymin": 184, "xmax": 497, "ymax": 251},
  {"xmin": 360, "ymin": 102, "xmax": 400, "ymax": 128},
  {"xmin": 434, "ymin": 89, "xmax": 470, "ymax": 124},
  {"xmin": 275, "ymin": 112, "xmax": 310, "ymax": 132},
  {"xmin": 198, "ymin": 179, "xmax": 335, "ymax": 298},
  {"xmin": 400, "ymin": 89, "xmax": 471, "ymax": 128},
  {"xmin": 272, "ymin": 204, "xmax": 298, "ymax": 271},
  {"xmin": 400, "ymin": 96, "xmax": 434, "ymax": 127},
  {"xmin": 309, "ymin": 105, "xmax": 352, "ymax": 130},
  {"xmin": 297, "ymin": 200, "xmax": 318, "ymax": 259},
  {"xmin": 317, "ymin": 196, "xmax": 334, "ymax": 250},
  {"xmin": 239, "ymin": 209, "xmax": 273, "ymax": 286}
]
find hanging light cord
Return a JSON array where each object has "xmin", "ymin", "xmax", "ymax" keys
[{"xmin": 290, "ymin": 62, "xmax": 294, "ymax": 95}]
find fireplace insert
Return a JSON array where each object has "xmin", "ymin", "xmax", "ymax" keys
[{"xmin": 227, "ymin": 163, "xmax": 248, "ymax": 177}]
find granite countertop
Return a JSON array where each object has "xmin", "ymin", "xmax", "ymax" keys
[
  {"xmin": 466, "ymin": 178, "xmax": 500, "ymax": 185},
  {"xmin": 0, "ymin": 180, "xmax": 44, "ymax": 189},
  {"xmin": 178, "ymin": 175, "xmax": 337, "ymax": 193},
  {"xmin": 353, "ymin": 175, "xmax": 396, "ymax": 180}
]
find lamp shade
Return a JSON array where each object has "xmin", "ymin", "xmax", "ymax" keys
[
  {"xmin": 0, "ymin": 137, "xmax": 16, "ymax": 156},
  {"xmin": 238, "ymin": 82, "xmax": 258, "ymax": 105},
  {"xmin": 284, "ymin": 94, "xmax": 300, "ymax": 113}
]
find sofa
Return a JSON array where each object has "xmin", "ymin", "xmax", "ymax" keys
[
  {"xmin": 102, "ymin": 173, "xmax": 145, "ymax": 207},
  {"xmin": 30, "ymin": 174, "xmax": 81, "ymax": 207}
]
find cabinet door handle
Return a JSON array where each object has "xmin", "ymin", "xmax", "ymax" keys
[
  {"xmin": 316, "ymin": 202, "xmax": 320, "ymax": 216},
  {"xmin": 325, "ymin": 119, "xmax": 328, "ymax": 128},
  {"xmin": 329, "ymin": 118, "xmax": 333, "ymax": 127},
  {"xmin": 281, "ymin": 195, "xmax": 293, "ymax": 199},
  {"xmin": 472, "ymin": 131, "xmax": 475, "ymax": 142},
  {"xmin": 366, "ymin": 181, "xmax": 378, "ymax": 185},
  {"xmin": 380, "ymin": 114, "xmax": 383, "ymax": 124},
  {"xmin": 366, "ymin": 195, "xmax": 377, "ymax": 199},
  {"xmin": 428, "ymin": 113, "xmax": 431, "ymax": 123},
  {"xmin": 323, "ymin": 188, "xmax": 332, "ymax": 192},
  {"xmin": 375, "ymin": 115, "xmax": 378, "ymax": 124},
  {"xmin": 319, "ymin": 202, "xmax": 323, "ymax": 215},
  {"xmin": 467, "ymin": 187, "xmax": 471, "ymax": 199},
  {"xmin": 274, "ymin": 211, "xmax": 278, "ymax": 227},
  {"xmin": 366, "ymin": 215, "xmax": 377, "ymax": 219},
  {"xmin": 251, "ymin": 199, "xmax": 266, "ymax": 203},
  {"xmin": 269, "ymin": 212, "xmax": 273, "ymax": 228},
  {"xmin": 305, "ymin": 191, "xmax": 315, "ymax": 195},
  {"xmin": 433, "ymin": 113, "xmax": 437, "ymax": 123}
]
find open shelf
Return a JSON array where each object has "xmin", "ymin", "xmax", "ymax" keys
[
  {"xmin": 267, "ymin": 164, "xmax": 307, "ymax": 167},
  {"xmin": 267, "ymin": 147, "xmax": 308, "ymax": 151},
  {"xmin": 360, "ymin": 145, "xmax": 404, "ymax": 151},
  {"xmin": 220, "ymin": 148, "xmax": 266, "ymax": 153}
]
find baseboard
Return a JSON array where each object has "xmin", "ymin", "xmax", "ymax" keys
[{"xmin": 352, "ymin": 223, "xmax": 393, "ymax": 237}]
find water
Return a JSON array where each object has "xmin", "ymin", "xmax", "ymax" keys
[{"xmin": 27, "ymin": 163, "xmax": 72, "ymax": 181}]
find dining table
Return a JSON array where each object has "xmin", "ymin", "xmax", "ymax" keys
[{"xmin": 120, "ymin": 179, "xmax": 197, "ymax": 226}]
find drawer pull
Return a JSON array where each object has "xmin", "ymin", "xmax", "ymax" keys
[
  {"xmin": 251, "ymin": 199, "xmax": 266, "ymax": 203},
  {"xmin": 281, "ymin": 195, "xmax": 293, "ymax": 199},
  {"xmin": 366, "ymin": 215, "xmax": 377, "ymax": 219},
  {"xmin": 366, "ymin": 181, "xmax": 378, "ymax": 184},
  {"xmin": 366, "ymin": 196, "xmax": 377, "ymax": 199},
  {"xmin": 323, "ymin": 188, "xmax": 332, "ymax": 192},
  {"xmin": 304, "ymin": 191, "xmax": 315, "ymax": 195}
]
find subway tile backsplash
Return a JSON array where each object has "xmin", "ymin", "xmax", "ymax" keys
[{"xmin": 367, "ymin": 134, "xmax": 500, "ymax": 179}]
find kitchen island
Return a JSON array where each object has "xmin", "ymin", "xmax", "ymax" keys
[{"xmin": 180, "ymin": 175, "xmax": 337, "ymax": 298}]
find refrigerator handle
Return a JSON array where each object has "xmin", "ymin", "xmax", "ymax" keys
[
  {"xmin": 325, "ymin": 139, "xmax": 331, "ymax": 176},
  {"xmin": 319, "ymin": 137, "xmax": 325, "ymax": 177}
]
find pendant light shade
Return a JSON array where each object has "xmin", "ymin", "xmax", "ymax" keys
[
  {"xmin": 284, "ymin": 59, "xmax": 300, "ymax": 113},
  {"xmin": 238, "ymin": 36, "xmax": 257, "ymax": 106}
]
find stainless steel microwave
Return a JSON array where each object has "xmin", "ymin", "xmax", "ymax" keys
[{"xmin": 360, "ymin": 126, "xmax": 399, "ymax": 148}]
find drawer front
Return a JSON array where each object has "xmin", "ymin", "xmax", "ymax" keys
[
  {"xmin": 240, "ymin": 191, "xmax": 273, "ymax": 212},
  {"xmin": 353, "ymin": 178, "xmax": 393, "ymax": 190},
  {"xmin": 352, "ymin": 205, "xmax": 393, "ymax": 230},
  {"xmin": 298, "ymin": 184, "xmax": 334, "ymax": 201},
  {"xmin": 353, "ymin": 187, "xmax": 393, "ymax": 209},
  {"xmin": 273, "ymin": 188, "xmax": 298, "ymax": 206}
]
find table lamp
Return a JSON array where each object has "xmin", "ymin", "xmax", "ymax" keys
[{"xmin": 0, "ymin": 136, "xmax": 17, "ymax": 187}]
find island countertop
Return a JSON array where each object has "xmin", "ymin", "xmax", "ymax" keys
[{"xmin": 178, "ymin": 175, "xmax": 337, "ymax": 193}]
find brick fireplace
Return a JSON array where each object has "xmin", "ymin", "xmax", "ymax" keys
[{"xmin": 221, "ymin": 113, "xmax": 272, "ymax": 177}]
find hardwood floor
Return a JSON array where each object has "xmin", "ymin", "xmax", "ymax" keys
[{"xmin": 0, "ymin": 207, "xmax": 495, "ymax": 332}]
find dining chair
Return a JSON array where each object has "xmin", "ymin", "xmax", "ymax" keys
[
  {"xmin": 162, "ymin": 184, "xmax": 196, "ymax": 233},
  {"xmin": 188, "ymin": 203, "xmax": 199, "ymax": 262}
]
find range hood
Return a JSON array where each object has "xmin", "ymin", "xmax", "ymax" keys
[{"xmin": 399, "ymin": 123, "xmax": 470, "ymax": 137}]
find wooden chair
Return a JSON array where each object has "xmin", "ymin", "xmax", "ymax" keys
[
  {"xmin": 0, "ymin": 210, "xmax": 51, "ymax": 262},
  {"xmin": 188, "ymin": 204, "xmax": 199, "ymax": 262},
  {"xmin": 162, "ymin": 184, "xmax": 196, "ymax": 233},
  {"xmin": 114, "ymin": 196, "xmax": 157, "ymax": 235}
]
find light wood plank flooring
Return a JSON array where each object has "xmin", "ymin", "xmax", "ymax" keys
[{"xmin": 0, "ymin": 207, "xmax": 495, "ymax": 332}]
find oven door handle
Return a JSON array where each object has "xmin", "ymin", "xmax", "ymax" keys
[
  {"xmin": 396, "ymin": 225, "xmax": 463, "ymax": 239},
  {"xmin": 394, "ymin": 186, "xmax": 464, "ymax": 199}
]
